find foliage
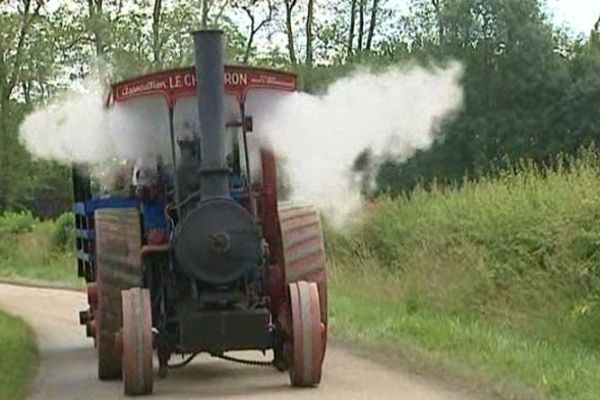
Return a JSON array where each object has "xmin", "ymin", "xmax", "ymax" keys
[
  {"xmin": 329, "ymin": 150, "xmax": 600, "ymax": 399},
  {"xmin": 0, "ymin": 210, "xmax": 38, "ymax": 234},
  {"xmin": 2, "ymin": 0, "xmax": 600, "ymax": 214},
  {"xmin": 375, "ymin": 0, "xmax": 600, "ymax": 195},
  {"xmin": 52, "ymin": 212, "xmax": 74, "ymax": 251},
  {"xmin": 0, "ymin": 212, "xmax": 77, "ymax": 286},
  {"xmin": 0, "ymin": 310, "xmax": 38, "ymax": 400}
]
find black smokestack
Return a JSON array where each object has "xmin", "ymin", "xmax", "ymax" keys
[{"xmin": 193, "ymin": 30, "xmax": 229, "ymax": 199}]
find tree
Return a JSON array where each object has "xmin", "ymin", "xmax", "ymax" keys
[
  {"xmin": 305, "ymin": 0, "xmax": 314, "ymax": 65},
  {"xmin": 234, "ymin": 0, "xmax": 275, "ymax": 64},
  {"xmin": 365, "ymin": 0, "xmax": 380, "ymax": 51},
  {"xmin": 201, "ymin": 0, "xmax": 210, "ymax": 27},
  {"xmin": 0, "ymin": 2, "xmax": 94, "ymax": 213},
  {"xmin": 0, "ymin": 0, "xmax": 44, "ymax": 209},
  {"xmin": 3, "ymin": 0, "xmax": 598, "ymax": 212},
  {"xmin": 430, "ymin": 0, "xmax": 444, "ymax": 49},
  {"xmin": 376, "ymin": 0, "xmax": 573, "ymax": 194},
  {"xmin": 346, "ymin": 0, "xmax": 386, "ymax": 59},
  {"xmin": 284, "ymin": 0, "xmax": 298, "ymax": 64},
  {"xmin": 0, "ymin": 0, "xmax": 253, "ymax": 214},
  {"xmin": 152, "ymin": 0, "xmax": 163, "ymax": 69},
  {"xmin": 199, "ymin": 0, "xmax": 231, "ymax": 28},
  {"xmin": 357, "ymin": 0, "xmax": 365, "ymax": 53},
  {"xmin": 86, "ymin": 0, "xmax": 107, "ymax": 58},
  {"xmin": 347, "ymin": 0, "xmax": 357, "ymax": 59}
]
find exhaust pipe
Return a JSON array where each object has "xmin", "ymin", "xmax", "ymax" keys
[{"xmin": 193, "ymin": 30, "xmax": 229, "ymax": 199}]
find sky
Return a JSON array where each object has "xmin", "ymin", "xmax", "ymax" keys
[
  {"xmin": 546, "ymin": 0, "xmax": 600, "ymax": 35},
  {"xmin": 390, "ymin": 0, "xmax": 600, "ymax": 36},
  {"xmin": 41, "ymin": 0, "xmax": 600, "ymax": 37}
]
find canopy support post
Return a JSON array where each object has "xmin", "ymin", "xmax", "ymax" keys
[{"xmin": 168, "ymin": 106, "xmax": 181, "ymax": 218}]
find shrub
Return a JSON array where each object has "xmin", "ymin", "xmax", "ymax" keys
[
  {"xmin": 52, "ymin": 212, "xmax": 74, "ymax": 251},
  {"xmin": 0, "ymin": 211, "xmax": 38, "ymax": 235},
  {"xmin": 330, "ymin": 150, "xmax": 600, "ymax": 343}
]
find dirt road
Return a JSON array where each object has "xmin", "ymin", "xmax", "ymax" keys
[{"xmin": 0, "ymin": 283, "xmax": 487, "ymax": 400}]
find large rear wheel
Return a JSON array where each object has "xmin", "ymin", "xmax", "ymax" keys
[
  {"xmin": 288, "ymin": 281, "xmax": 325, "ymax": 387},
  {"xmin": 95, "ymin": 208, "xmax": 143, "ymax": 380},
  {"xmin": 122, "ymin": 288, "xmax": 154, "ymax": 396}
]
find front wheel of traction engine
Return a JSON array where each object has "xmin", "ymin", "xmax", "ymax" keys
[
  {"xmin": 122, "ymin": 288, "xmax": 154, "ymax": 396},
  {"xmin": 288, "ymin": 281, "xmax": 325, "ymax": 387}
]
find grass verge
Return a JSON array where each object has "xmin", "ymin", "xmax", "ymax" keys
[
  {"xmin": 331, "ymin": 273, "xmax": 600, "ymax": 400},
  {"xmin": 0, "ymin": 212, "xmax": 79, "ymax": 288},
  {"xmin": 0, "ymin": 310, "xmax": 38, "ymax": 400},
  {"xmin": 328, "ymin": 150, "xmax": 600, "ymax": 400}
]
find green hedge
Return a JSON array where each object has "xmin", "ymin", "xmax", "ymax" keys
[
  {"xmin": 328, "ymin": 151, "xmax": 600, "ymax": 399},
  {"xmin": 0, "ymin": 212, "xmax": 76, "ymax": 286}
]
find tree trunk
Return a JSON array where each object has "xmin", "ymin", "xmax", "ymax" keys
[
  {"xmin": 213, "ymin": 1, "xmax": 229, "ymax": 26},
  {"xmin": 0, "ymin": 37, "xmax": 7, "ymax": 209},
  {"xmin": 39, "ymin": 81, "xmax": 45, "ymax": 102},
  {"xmin": 87, "ymin": 0, "xmax": 104, "ymax": 57},
  {"xmin": 431, "ymin": 0, "xmax": 444, "ymax": 48},
  {"xmin": 593, "ymin": 15, "xmax": 600, "ymax": 34},
  {"xmin": 0, "ymin": 99, "xmax": 10, "ymax": 209},
  {"xmin": 244, "ymin": 30, "xmax": 255, "ymax": 64},
  {"xmin": 357, "ymin": 0, "xmax": 365, "ymax": 54},
  {"xmin": 305, "ymin": 0, "xmax": 314, "ymax": 66},
  {"xmin": 152, "ymin": 0, "xmax": 163, "ymax": 69},
  {"xmin": 201, "ymin": 0, "xmax": 210, "ymax": 28},
  {"xmin": 22, "ymin": 81, "xmax": 31, "ymax": 105},
  {"xmin": 241, "ymin": 1, "xmax": 273, "ymax": 64},
  {"xmin": 284, "ymin": 0, "xmax": 298, "ymax": 65},
  {"xmin": 365, "ymin": 0, "xmax": 379, "ymax": 51},
  {"xmin": 347, "ymin": 0, "xmax": 357, "ymax": 59},
  {"xmin": 242, "ymin": 5, "xmax": 255, "ymax": 64}
]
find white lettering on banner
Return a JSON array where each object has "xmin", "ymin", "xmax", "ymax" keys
[
  {"xmin": 119, "ymin": 80, "xmax": 168, "ymax": 98},
  {"xmin": 169, "ymin": 75, "xmax": 183, "ymax": 89},
  {"xmin": 183, "ymin": 73, "xmax": 196, "ymax": 87},
  {"xmin": 224, "ymin": 72, "xmax": 248, "ymax": 86},
  {"xmin": 114, "ymin": 68, "xmax": 295, "ymax": 103}
]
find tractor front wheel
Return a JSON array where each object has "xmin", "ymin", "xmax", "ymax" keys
[
  {"xmin": 121, "ymin": 288, "xmax": 154, "ymax": 396},
  {"xmin": 288, "ymin": 281, "xmax": 325, "ymax": 387}
]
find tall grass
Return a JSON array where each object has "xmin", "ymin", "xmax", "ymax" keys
[
  {"xmin": 0, "ymin": 211, "xmax": 77, "ymax": 286},
  {"xmin": 328, "ymin": 149, "xmax": 600, "ymax": 399},
  {"xmin": 0, "ymin": 310, "xmax": 38, "ymax": 400}
]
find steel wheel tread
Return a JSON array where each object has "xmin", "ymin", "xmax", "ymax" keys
[
  {"xmin": 288, "ymin": 281, "xmax": 324, "ymax": 387},
  {"xmin": 122, "ymin": 288, "xmax": 154, "ymax": 396}
]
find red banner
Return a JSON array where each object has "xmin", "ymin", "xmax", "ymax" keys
[{"xmin": 112, "ymin": 66, "xmax": 297, "ymax": 106}]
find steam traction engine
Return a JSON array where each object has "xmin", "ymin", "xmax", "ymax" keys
[{"xmin": 72, "ymin": 30, "xmax": 327, "ymax": 395}]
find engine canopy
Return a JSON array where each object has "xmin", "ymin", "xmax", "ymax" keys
[{"xmin": 173, "ymin": 199, "xmax": 262, "ymax": 285}]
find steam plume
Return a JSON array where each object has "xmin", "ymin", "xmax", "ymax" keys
[
  {"xmin": 248, "ymin": 62, "xmax": 464, "ymax": 223},
  {"xmin": 19, "ymin": 62, "xmax": 463, "ymax": 224},
  {"xmin": 19, "ymin": 78, "xmax": 167, "ymax": 165}
]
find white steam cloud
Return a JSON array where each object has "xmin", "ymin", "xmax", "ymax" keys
[
  {"xmin": 249, "ymin": 62, "xmax": 464, "ymax": 223},
  {"xmin": 19, "ymin": 62, "xmax": 463, "ymax": 224},
  {"xmin": 19, "ymin": 79, "xmax": 169, "ymax": 165}
]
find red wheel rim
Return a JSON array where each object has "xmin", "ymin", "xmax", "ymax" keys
[
  {"xmin": 289, "ymin": 281, "xmax": 324, "ymax": 386},
  {"xmin": 122, "ymin": 288, "xmax": 154, "ymax": 396}
]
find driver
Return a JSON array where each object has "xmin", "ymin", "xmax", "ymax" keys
[{"xmin": 132, "ymin": 156, "xmax": 170, "ymax": 245}]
